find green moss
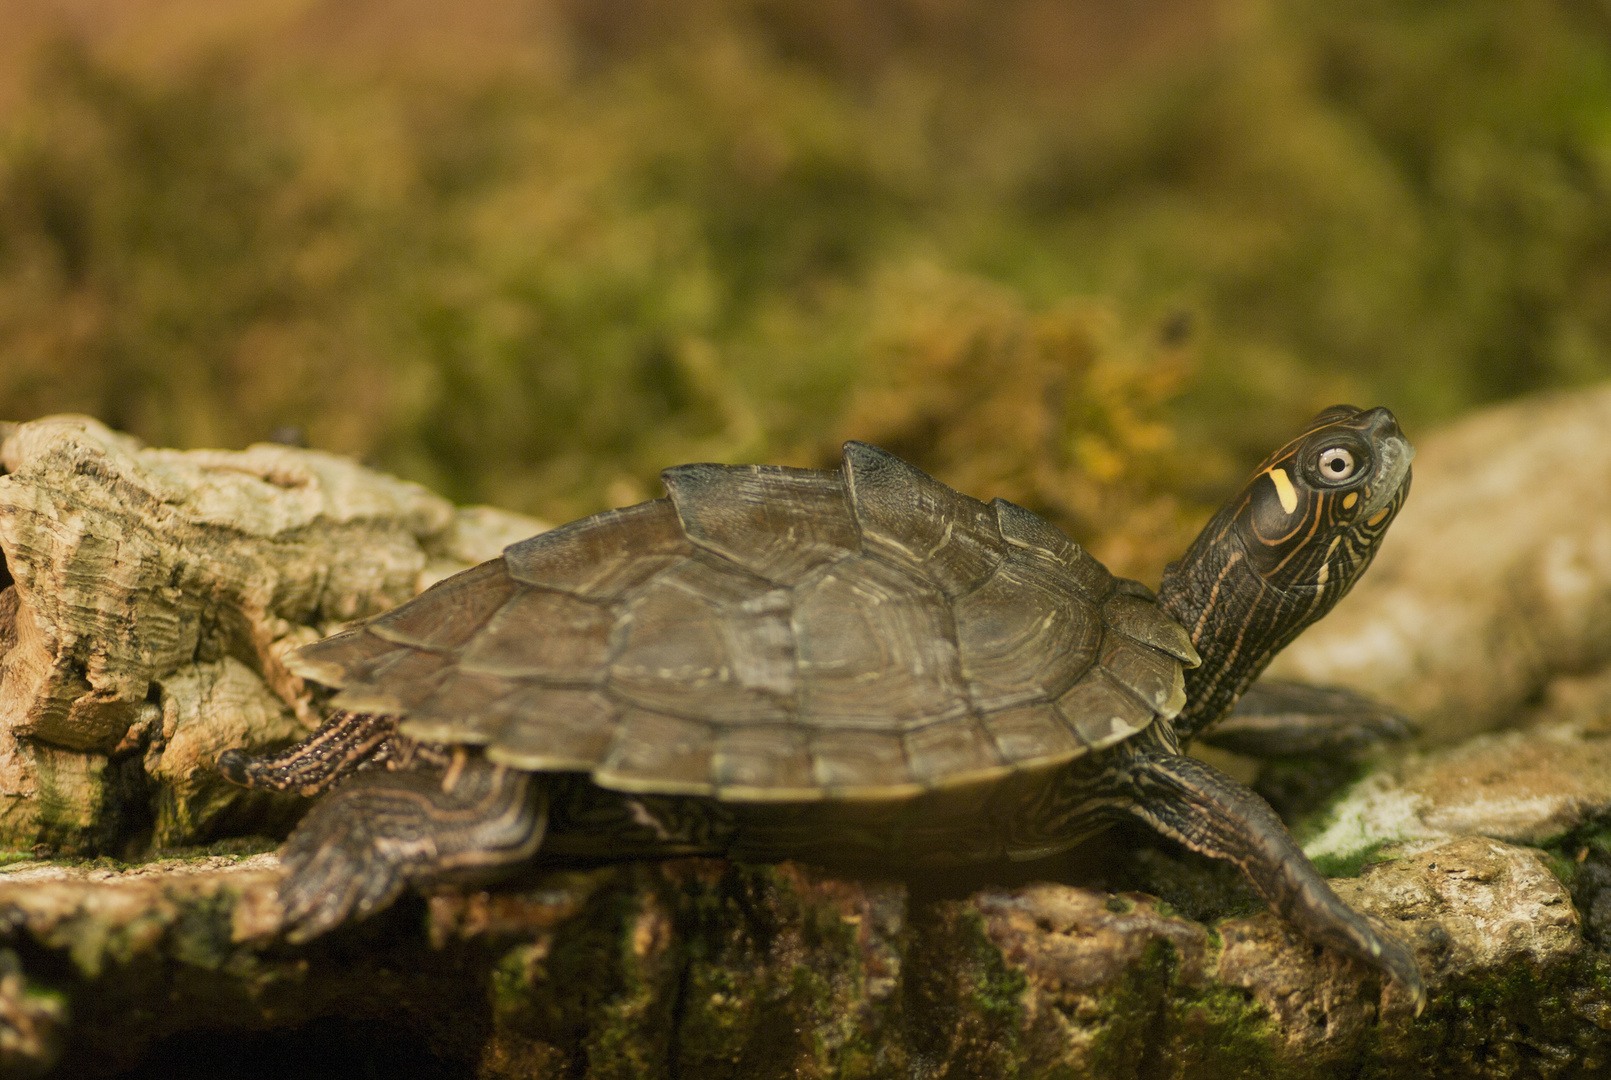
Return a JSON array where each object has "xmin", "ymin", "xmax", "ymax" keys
[
  {"xmin": 1084, "ymin": 937, "xmax": 1178, "ymax": 1077},
  {"xmin": 1112, "ymin": 847, "xmax": 1264, "ymax": 923},
  {"xmin": 954, "ymin": 907, "xmax": 1030, "ymax": 1033},
  {"xmin": 1309, "ymin": 840, "xmax": 1394, "ymax": 879},
  {"xmin": 27, "ymin": 748, "xmax": 108, "ymax": 854},
  {"xmin": 7, "ymin": 0, "xmax": 1610, "ymax": 581},
  {"xmin": 1543, "ymin": 848, "xmax": 1581, "ymax": 889},
  {"xmin": 167, "ymin": 889, "xmax": 242, "ymax": 972},
  {"xmin": 671, "ymin": 862, "xmax": 910, "ymax": 1078},
  {"xmin": 1087, "ymin": 938, "xmax": 1284, "ymax": 1080},
  {"xmin": 1373, "ymin": 958, "xmax": 1599, "ymax": 1077},
  {"xmin": 145, "ymin": 836, "xmax": 281, "ymax": 862},
  {"xmin": 488, "ymin": 944, "xmax": 536, "ymax": 1018}
]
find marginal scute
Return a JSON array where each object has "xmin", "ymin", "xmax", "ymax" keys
[
  {"xmin": 792, "ymin": 555, "xmax": 970, "ymax": 730},
  {"xmin": 393, "ymin": 669, "xmax": 521, "ymax": 743},
  {"xmin": 663, "ymin": 463, "xmax": 859, "ymax": 584},
  {"xmin": 1103, "ymin": 593, "xmax": 1201, "ymax": 667},
  {"xmin": 712, "ymin": 725, "xmax": 820, "ymax": 801},
  {"xmin": 954, "ymin": 553, "xmax": 1103, "ymax": 711},
  {"xmin": 608, "ymin": 557, "xmax": 797, "ymax": 722},
  {"xmin": 366, "ymin": 560, "xmax": 519, "ymax": 652},
  {"xmin": 483, "ymin": 687, "xmax": 619, "ymax": 770},
  {"xmin": 329, "ymin": 647, "xmax": 454, "ymax": 714},
  {"xmin": 402, "ymin": 680, "xmax": 621, "ymax": 773},
  {"xmin": 457, "ymin": 587, "xmax": 615, "ymax": 684},
  {"xmin": 1054, "ymin": 669, "xmax": 1156, "ymax": 750},
  {"xmin": 842, "ymin": 442, "xmax": 1005, "ymax": 596},
  {"xmin": 288, "ymin": 628, "xmax": 398, "ymax": 687},
  {"xmin": 903, "ymin": 716, "xmax": 1009, "ymax": 787},
  {"xmin": 981, "ymin": 703, "xmax": 1087, "ymax": 767},
  {"xmin": 503, "ymin": 498, "xmax": 693, "ymax": 599},
  {"xmin": 1099, "ymin": 631, "xmax": 1186, "ymax": 717},
  {"xmin": 991, "ymin": 498, "xmax": 1112, "ymax": 598},
  {"xmin": 809, "ymin": 729, "xmax": 921, "ymax": 798},
  {"xmin": 594, "ymin": 707, "xmax": 717, "ymax": 795}
]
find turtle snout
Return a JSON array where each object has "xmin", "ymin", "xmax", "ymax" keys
[{"xmin": 1360, "ymin": 406, "xmax": 1404, "ymax": 444}]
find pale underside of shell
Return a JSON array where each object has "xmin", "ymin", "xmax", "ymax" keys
[{"xmin": 291, "ymin": 443, "xmax": 1201, "ymax": 803}]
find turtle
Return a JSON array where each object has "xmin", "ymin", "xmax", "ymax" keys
[{"xmin": 219, "ymin": 404, "xmax": 1422, "ymax": 1005}]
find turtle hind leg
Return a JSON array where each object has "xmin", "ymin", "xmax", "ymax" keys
[
  {"xmin": 1119, "ymin": 745, "xmax": 1425, "ymax": 1012},
  {"xmin": 217, "ymin": 710, "xmax": 399, "ymax": 796},
  {"xmin": 277, "ymin": 754, "xmax": 546, "ymax": 942},
  {"xmin": 1197, "ymin": 679, "xmax": 1415, "ymax": 759}
]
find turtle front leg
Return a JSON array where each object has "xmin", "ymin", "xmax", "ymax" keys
[
  {"xmin": 1119, "ymin": 745, "xmax": 1425, "ymax": 1011},
  {"xmin": 1194, "ymin": 680, "xmax": 1415, "ymax": 758},
  {"xmin": 277, "ymin": 755, "xmax": 547, "ymax": 942},
  {"xmin": 217, "ymin": 710, "xmax": 402, "ymax": 796}
]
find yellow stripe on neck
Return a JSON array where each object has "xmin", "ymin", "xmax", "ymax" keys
[{"xmin": 1269, "ymin": 468, "xmax": 1298, "ymax": 514}]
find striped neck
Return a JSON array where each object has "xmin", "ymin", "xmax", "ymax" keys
[
  {"xmin": 1155, "ymin": 526, "xmax": 1333, "ymax": 743},
  {"xmin": 1155, "ymin": 405, "xmax": 1412, "ymax": 743}
]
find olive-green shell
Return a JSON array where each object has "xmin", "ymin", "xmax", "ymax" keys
[{"xmin": 290, "ymin": 442, "xmax": 1200, "ymax": 802}]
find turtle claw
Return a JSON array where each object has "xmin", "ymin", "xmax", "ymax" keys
[
  {"xmin": 279, "ymin": 847, "xmax": 408, "ymax": 944},
  {"xmin": 215, "ymin": 748, "xmax": 254, "ymax": 787},
  {"xmin": 1335, "ymin": 911, "xmax": 1426, "ymax": 1016},
  {"xmin": 277, "ymin": 798, "xmax": 412, "ymax": 943},
  {"xmin": 1374, "ymin": 932, "xmax": 1427, "ymax": 1017}
]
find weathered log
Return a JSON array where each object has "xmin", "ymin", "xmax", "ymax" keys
[
  {"xmin": 0, "ymin": 813, "xmax": 1602, "ymax": 1077},
  {"xmin": 0, "ymin": 415, "xmax": 545, "ymax": 853}
]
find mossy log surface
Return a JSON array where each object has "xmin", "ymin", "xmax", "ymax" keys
[
  {"xmin": 0, "ymin": 823, "xmax": 1606, "ymax": 1079},
  {"xmin": 0, "ymin": 402, "xmax": 1608, "ymax": 1077}
]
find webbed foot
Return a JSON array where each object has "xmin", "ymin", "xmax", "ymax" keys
[
  {"xmin": 1121, "ymin": 745, "xmax": 1426, "ymax": 1012},
  {"xmin": 276, "ymin": 757, "xmax": 546, "ymax": 942}
]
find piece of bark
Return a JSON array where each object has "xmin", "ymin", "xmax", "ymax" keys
[
  {"xmin": 143, "ymin": 658, "xmax": 307, "ymax": 848},
  {"xmin": 0, "ymin": 415, "xmax": 452, "ymax": 753},
  {"xmin": 0, "ymin": 828, "xmax": 1601, "ymax": 1079},
  {"xmin": 0, "ymin": 415, "xmax": 545, "ymax": 853}
]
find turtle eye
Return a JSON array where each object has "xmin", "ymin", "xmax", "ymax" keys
[{"xmin": 1316, "ymin": 447, "xmax": 1357, "ymax": 484}]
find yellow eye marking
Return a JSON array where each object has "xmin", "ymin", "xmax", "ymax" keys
[
  {"xmin": 1366, "ymin": 509, "xmax": 1389, "ymax": 527},
  {"xmin": 1269, "ymin": 468, "xmax": 1298, "ymax": 514},
  {"xmin": 1342, "ymin": 492, "xmax": 1358, "ymax": 510}
]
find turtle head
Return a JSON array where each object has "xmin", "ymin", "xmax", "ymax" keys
[
  {"xmin": 1237, "ymin": 405, "xmax": 1414, "ymax": 595},
  {"xmin": 1160, "ymin": 405, "xmax": 1413, "ymax": 740}
]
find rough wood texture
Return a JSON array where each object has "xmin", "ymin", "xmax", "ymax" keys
[
  {"xmin": 0, "ymin": 817, "xmax": 1603, "ymax": 1078},
  {"xmin": 0, "ymin": 415, "xmax": 545, "ymax": 853}
]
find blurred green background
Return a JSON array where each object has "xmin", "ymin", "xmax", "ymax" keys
[{"xmin": 1, "ymin": 0, "xmax": 1608, "ymax": 579}]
